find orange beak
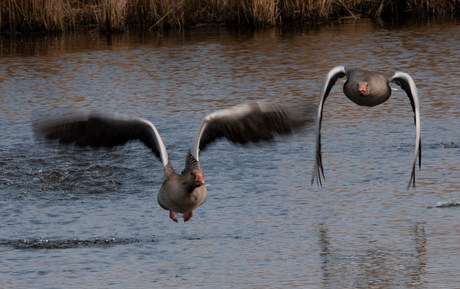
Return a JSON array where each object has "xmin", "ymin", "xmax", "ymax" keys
[
  {"xmin": 358, "ymin": 84, "xmax": 367, "ymax": 95},
  {"xmin": 195, "ymin": 173, "xmax": 205, "ymax": 187}
]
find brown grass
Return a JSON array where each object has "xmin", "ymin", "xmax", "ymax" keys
[{"xmin": 1, "ymin": 0, "xmax": 459, "ymax": 32}]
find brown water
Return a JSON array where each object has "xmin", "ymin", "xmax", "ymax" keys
[{"xmin": 1, "ymin": 20, "xmax": 460, "ymax": 288}]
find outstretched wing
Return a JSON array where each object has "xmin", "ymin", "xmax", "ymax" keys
[
  {"xmin": 189, "ymin": 102, "xmax": 306, "ymax": 164},
  {"xmin": 390, "ymin": 72, "xmax": 421, "ymax": 188},
  {"xmin": 312, "ymin": 66, "xmax": 347, "ymax": 186},
  {"xmin": 33, "ymin": 112, "xmax": 169, "ymax": 167}
]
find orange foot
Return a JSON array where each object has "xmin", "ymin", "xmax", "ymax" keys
[
  {"xmin": 169, "ymin": 210, "xmax": 178, "ymax": 223},
  {"xmin": 183, "ymin": 211, "xmax": 194, "ymax": 222}
]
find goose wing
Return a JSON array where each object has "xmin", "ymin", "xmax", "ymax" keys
[
  {"xmin": 390, "ymin": 72, "xmax": 422, "ymax": 188},
  {"xmin": 34, "ymin": 112, "xmax": 169, "ymax": 167},
  {"xmin": 188, "ymin": 102, "xmax": 305, "ymax": 166},
  {"xmin": 312, "ymin": 66, "xmax": 347, "ymax": 186}
]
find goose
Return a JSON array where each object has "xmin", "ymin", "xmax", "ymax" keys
[
  {"xmin": 34, "ymin": 102, "xmax": 308, "ymax": 223},
  {"xmin": 312, "ymin": 66, "xmax": 421, "ymax": 188}
]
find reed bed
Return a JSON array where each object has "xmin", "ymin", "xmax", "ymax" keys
[{"xmin": 1, "ymin": 0, "xmax": 459, "ymax": 32}]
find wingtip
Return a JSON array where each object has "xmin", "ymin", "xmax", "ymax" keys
[
  {"xmin": 314, "ymin": 178, "xmax": 323, "ymax": 188},
  {"xmin": 311, "ymin": 166, "xmax": 325, "ymax": 188},
  {"xmin": 407, "ymin": 166, "xmax": 416, "ymax": 190},
  {"xmin": 311, "ymin": 174, "xmax": 321, "ymax": 187},
  {"xmin": 407, "ymin": 181, "xmax": 415, "ymax": 190}
]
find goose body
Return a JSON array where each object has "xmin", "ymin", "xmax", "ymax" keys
[
  {"xmin": 157, "ymin": 159, "xmax": 207, "ymax": 221},
  {"xmin": 35, "ymin": 102, "xmax": 306, "ymax": 223},
  {"xmin": 312, "ymin": 66, "xmax": 421, "ymax": 188}
]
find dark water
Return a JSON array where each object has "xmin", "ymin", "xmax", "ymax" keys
[{"xmin": 1, "ymin": 20, "xmax": 460, "ymax": 288}]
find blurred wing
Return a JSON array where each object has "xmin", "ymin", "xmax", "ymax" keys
[
  {"xmin": 312, "ymin": 66, "xmax": 347, "ymax": 186},
  {"xmin": 34, "ymin": 112, "xmax": 169, "ymax": 167},
  {"xmin": 390, "ymin": 72, "xmax": 421, "ymax": 188},
  {"xmin": 189, "ymin": 102, "xmax": 305, "ymax": 163}
]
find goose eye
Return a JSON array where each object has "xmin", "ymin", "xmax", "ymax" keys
[{"xmin": 190, "ymin": 172, "xmax": 193, "ymax": 176}]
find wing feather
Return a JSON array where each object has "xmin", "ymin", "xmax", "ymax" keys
[
  {"xmin": 33, "ymin": 112, "xmax": 169, "ymax": 167},
  {"xmin": 390, "ymin": 72, "xmax": 422, "ymax": 188},
  {"xmin": 189, "ymin": 102, "xmax": 307, "ymax": 163},
  {"xmin": 312, "ymin": 66, "xmax": 347, "ymax": 186}
]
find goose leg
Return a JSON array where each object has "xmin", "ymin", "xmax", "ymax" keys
[
  {"xmin": 183, "ymin": 211, "xmax": 194, "ymax": 222},
  {"xmin": 169, "ymin": 210, "xmax": 178, "ymax": 223}
]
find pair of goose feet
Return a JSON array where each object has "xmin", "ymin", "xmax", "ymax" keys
[{"xmin": 169, "ymin": 210, "xmax": 194, "ymax": 223}]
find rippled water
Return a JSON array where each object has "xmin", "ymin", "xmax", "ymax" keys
[{"xmin": 1, "ymin": 20, "xmax": 460, "ymax": 288}]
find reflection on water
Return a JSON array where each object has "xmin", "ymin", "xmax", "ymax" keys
[
  {"xmin": 1, "ymin": 19, "xmax": 460, "ymax": 287},
  {"xmin": 318, "ymin": 223, "xmax": 427, "ymax": 287}
]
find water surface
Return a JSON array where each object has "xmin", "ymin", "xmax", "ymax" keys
[{"xmin": 1, "ymin": 20, "xmax": 460, "ymax": 288}]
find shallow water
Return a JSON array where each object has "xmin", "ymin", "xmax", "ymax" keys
[{"xmin": 1, "ymin": 20, "xmax": 460, "ymax": 288}]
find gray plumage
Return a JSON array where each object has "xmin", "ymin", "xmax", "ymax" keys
[
  {"xmin": 34, "ymin": 101, "xmax": 309, "ymax": 222},
  {"xmin": 312, "ymin": 66, "xmax": 421, "ymax": 188}
]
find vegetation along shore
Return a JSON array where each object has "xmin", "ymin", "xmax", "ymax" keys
[{"xmin": 1, "ymin": 0, "xmax": 459, "ymax": 32}]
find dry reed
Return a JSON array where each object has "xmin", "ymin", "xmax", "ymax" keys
[{"xmin": 1, "ymin": 0, "xmax": 459, "ymax": 32}]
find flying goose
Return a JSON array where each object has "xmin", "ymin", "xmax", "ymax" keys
[
  {"xmin": 34, "ymin": 102, "xmax": 308, "ymax": 223},
  {"xmin": 312, "ymin": 66, "xmax": 421, "ymax": 188}
]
